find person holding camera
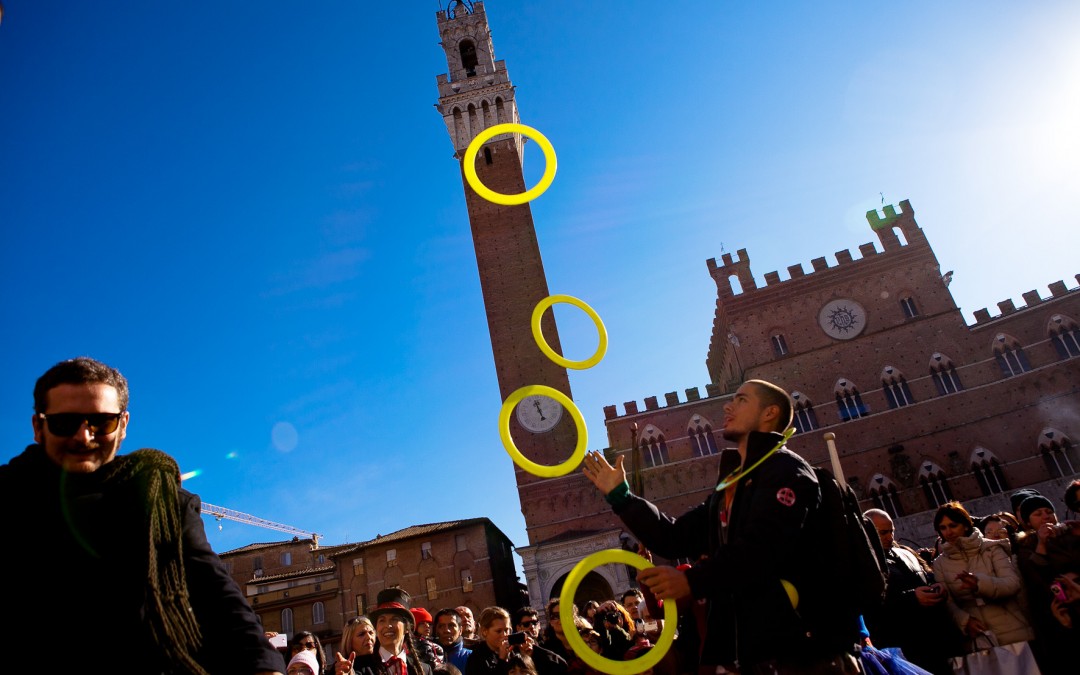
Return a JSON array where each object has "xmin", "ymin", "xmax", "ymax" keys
[
  {"xmin": 511, "ymin": 607, "xmax": 567, "ymax": 675},
  {"xmin": 862, "ymin": 509, "xmax": 963, "ymax": 675},
  {"xmin": 465, "ymin": 607, "xmax": 514, "ymax": 675},
  {"xmin": 1015, "ymin": 494, "xmax": 1080, "ymax": 674}
]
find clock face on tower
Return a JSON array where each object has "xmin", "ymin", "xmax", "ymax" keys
[
  {"xmin": 818, "ymin": 298, "xmax": 867, "ymax": 340},
  {"xmin": 515, "ymin": 394, "xmax": 564, "ymax": 433}
]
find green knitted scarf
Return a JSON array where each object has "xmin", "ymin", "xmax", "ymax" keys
[{"xmin": 94, "ymin": 449, "xmax": 209, "ymax": 675}]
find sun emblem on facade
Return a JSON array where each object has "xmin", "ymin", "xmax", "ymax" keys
[{"xmin": 818, "ymin": 299, "xmax": 867, "ymax": 340}]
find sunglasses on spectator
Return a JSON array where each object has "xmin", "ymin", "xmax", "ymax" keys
[
  {"xmin": 38, "ymin": 412, "xmax": 124, "ymax": 437},
  {"xmin": 519, "ymin": 620, "xmax": 539, "ymax": 627},
  {"xmin": 301, "ymin": 641, "xmax": 317, "ymax": 648}
]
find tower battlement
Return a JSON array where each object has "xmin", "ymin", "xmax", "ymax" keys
[
  {"xmin": 971, "ymin": 275, "xmax": 1080, "ymax": 325},
  {"xmin": 603, "ymin": 384, "xmax": 726, "ymax": 420}
]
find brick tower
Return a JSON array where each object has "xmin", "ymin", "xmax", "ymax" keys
[{"xmin": 434, "ymin": 2, "xmax": 581, "ymax": 507}]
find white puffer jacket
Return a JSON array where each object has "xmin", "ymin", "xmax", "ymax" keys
[{"xmin": 933, "ymin": 528, "xmax": 1034, "ymax": 648}]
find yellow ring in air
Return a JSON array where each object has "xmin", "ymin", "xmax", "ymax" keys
[
  {"xmin": 560, "ymin": 550, "xmax": 678, "ymax": 675},
  {"xmin": 531, "ymin": 295, "xmax": 608, "ymax": 370},
  {"xmin": 463, "ymin": 123, "xmax": 557, "ymax": 205},
  {"xmin": 498, "ymin": 385, "xmax": 587, "ymax": 478}
]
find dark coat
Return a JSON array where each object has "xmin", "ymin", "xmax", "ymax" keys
[
  {"xmin": 352, "ymin": 652, "xmax": 432, "ymax": 675},
  {"xmin": 613, "ymin": 431, "xmax": 853, "ymax": 669},
  {"xmin": 0, "ymin": 444, "xmax": 285, "ymax": 674},
  {"xmin": 465, "ymin": 642, "xmax": 507, "ymax": 675}
]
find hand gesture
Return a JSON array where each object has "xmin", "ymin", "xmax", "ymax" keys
[
  {"xmin": 914, "ymin": 584, "xmax": 943, "ymax": 606},
  {"xmin": 335, "ymin": 651, "xmax": 356, "ymax": 675},
  {"xmin": 582, "ymin": 450, "xmax": 626, "ymax": 496},
  {"xmin": 964, "ymin": 616, "xmax": 987, "ymax": 637},
  {"xmin": 957, "ymin": 571, "xmax": 978, "ymax": 591},
  {"xmin": 1050, "ymin": 598, "xmax": 1073, "ymax": 629}
]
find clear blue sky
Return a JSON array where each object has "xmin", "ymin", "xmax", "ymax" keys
[{"xmin": 2, "ymin": 1, "xmax": 1078, "ymax": 568}]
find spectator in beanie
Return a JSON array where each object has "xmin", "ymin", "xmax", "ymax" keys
[
  {"xmin": 412, "ymin": 607, "xmax": 445, "ymax": 669},
  {"xmin": 290, "ymin": 650, "xmax": 322, "ymax": 675},
  {"xmin": 290, "ymin": 632, "xmax": 328, "ymax": 675},
  {"xmin": 1016, "ymin": 494, "xmax": 1080, "ymax": 674}
]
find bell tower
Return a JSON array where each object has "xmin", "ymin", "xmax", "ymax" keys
[{"xmin": 435, "ymin": 1, "xmax": 578, "ymax": 506}]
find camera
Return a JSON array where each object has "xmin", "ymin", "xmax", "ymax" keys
[
  {"xmin": 602, "ymin": 611, "xmax": 621, "ymax": 624},
  {"xmin": 508, "ymin": 631, "xmax": 527, "ymax": 646}
]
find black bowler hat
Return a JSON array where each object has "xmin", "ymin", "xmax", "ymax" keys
[{"xmin": 369, "ymin": 587, "xmax": 415, "ymax": 627}]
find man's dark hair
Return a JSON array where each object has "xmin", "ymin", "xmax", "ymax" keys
[
  {"xmin": 34, "ymin": 357, "xmax": 129, "ymax": 413},
  {"xmin": 621, "ymin": 589, "xmax": 643, "ymax": 603},
  {"xmin": 434, "ymin": 608, "xmax": 462, "ymax": 626},
  {"xmin": 746, "ymin": 379, "xmax": 793, "ymax": 432},
  {"xmin": 511, "ymin": 606, "xmax": 539, "ymax": 627}
]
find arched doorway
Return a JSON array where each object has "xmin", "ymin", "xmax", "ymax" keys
[{"xmin": 549, "ymin": 570, "xmax": 613, "ymax": 606}]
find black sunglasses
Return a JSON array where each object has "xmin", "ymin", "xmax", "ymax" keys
[
  {"xmin": 519, "ymin": 620, "xmax": 539, "ymax": 627},
  {"xmin": 38, "ymin": 412, "xmax": 124, "ymax": 437}
]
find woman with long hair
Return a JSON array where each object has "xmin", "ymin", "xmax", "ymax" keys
[
  {"xmin": 931, "ymin": 501, "xmax": 1033, "ymax": 647},
  {"xmin": 290, "ymin": 631, "xmax": 328, "ymax": 675}
]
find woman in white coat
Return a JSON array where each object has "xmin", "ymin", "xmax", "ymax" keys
[{"xmin": 932, "ymin": 501, "xmax": 1034, "ymax": 647}]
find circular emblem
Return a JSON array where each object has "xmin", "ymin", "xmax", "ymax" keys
[{"xmin": 818, "ymin": 298, "xmax": 867, "ymax": 340}]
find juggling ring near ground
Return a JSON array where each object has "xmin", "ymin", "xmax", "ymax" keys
[
  {"xmin": 463, "ymin": 122, "xmax": 557, "ymax": 205},
  {"xmin": 531, "ymin": 294, "xmax": 608, "ymax": 370},
  {"xmin": 560, "ymin": 550, "xmax": 677, "ymax": 675},
  {"xmin": 499, "ymin": 384, "xmax": 587, "ymax": 478}
]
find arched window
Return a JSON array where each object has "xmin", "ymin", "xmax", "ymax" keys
[
  {"xmin": 313, "ymin": 601, "xmax": 326, "ymax": 625},
  {"xmin": 1039, "ymin": 427, "xmax": 1077, "ymax": 478},
  {"xmin": 791, "ymin": 391, "xmax": 819, "ymax": 434},
  {"xmin": 881, "ymin": 366, "xmax": 915, "ymax": 408},
  {"xmin": 993, "ymin": 333, "xmax": 1030, "ymax": 377},
  {"xmin": 281, "ymin": 608, "xmax": 294, "ymax": 637},
  {"xmin": 834, "ymin": 379, "xmax": 869, "ymax": 421},
  {"xmin": 918, "ymin": 461, "xmax": 953, "ymax": 509},
  {"xmin": 687, "ymin": 415, "xmax": 719, "ymax": 457},
  {"xmin": 641, "ymin": 425, "xmax": 670, "ymax": 467},
  {"xmin": 869, "ymin": 474, "xmax": 903, "ymax": 518},
  {"xmin": 970, "ymin": 447, "xmax": 1008, "ymax": 496},
  {"xmin": 1049, "ymin": 314, "xmax": 1080, "ymax": 359},
  {"xmin": 771, "ymin": 332, "xmax": 789, "ymax": 357},
  {"xmin": 459, "ymin": 39, "xmax": 478, "ymax": 76},
  {"xmin": 929, "ymin": 352, "xmax": 963, "ymax": 395}
]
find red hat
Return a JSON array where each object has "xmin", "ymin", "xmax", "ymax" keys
[{"xmin": 411, "ymin": 607, "xmax": 433, "ymax": 624}]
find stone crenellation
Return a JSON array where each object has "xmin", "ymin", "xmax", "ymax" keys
[
  {"xmin": 707, "ymin": 200, "xmax": 921, "ymax": 295},
  {"xmin": 604, "ymin": 384, "xmax": 721, "ymax": 420},
  {"xmin": 971, "ymin": 275, "xmax": 1080, "ymax": 325}
]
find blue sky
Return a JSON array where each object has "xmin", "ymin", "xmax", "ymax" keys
[{"xmin": 2, "ymin": 1, "xmax": 1078, "ymax": 570}]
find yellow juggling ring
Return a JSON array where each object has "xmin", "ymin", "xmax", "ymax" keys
[
  {"xmin": 560, "ymin": 550, "xmax": 677, "ymax": 675},
  {"xmin": 498, "ymin": 385, "xmax": 587, "ymax": 478},
  {"xmin": 463, "ymin": 123, "xmax": 557, "ymax": 205},
  {"xmin": 531, "ymin": 295, "xmax": 608, "ymax": 370}
]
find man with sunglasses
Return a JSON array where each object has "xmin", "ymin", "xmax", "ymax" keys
[
  {"xmin": 511, "ymin": 607, "xmax": 567, "ymax": 675},
  {"xmin": 1, "ymin": 357, "xmax": 285, "ymax": 675}
]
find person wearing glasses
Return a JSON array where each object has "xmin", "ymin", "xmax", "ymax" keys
[
  {"xmin": 511, "ymin": 606, "xmax": 567, "ymax": 675},
  {"xmin": 290, "ymin": 632, "xmax": 328, "ymax": 675},
  {"xmin": 0, "ymin": 357, "xmax": 285, "ymax": 674}
]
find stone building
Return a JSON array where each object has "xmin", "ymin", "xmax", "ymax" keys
[
  {"xmin": 219, "ymin": 517, "xmax": 520, "ymax": 644},
  {"xmin": 433, "ymin": 1, "xmax": 1080, "ymax": 605}
]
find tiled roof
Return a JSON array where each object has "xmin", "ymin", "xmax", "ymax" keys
[
  {"xmin": 328, "ymin": 518, "xmax": 492, "ymax": 557},
  {"xmin": 220, "ymin": 539, "xmax": 308, "ymax": 556},
  {"xmin": 249, "ymin": 564, "xmax": 337, "ymax": 584}
]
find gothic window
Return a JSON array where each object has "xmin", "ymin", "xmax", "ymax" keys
[
  {"xmin": 919, "ymin": 461, "xmax": 954, "ymax": 509},
  {"xmin": 1049, "ymin": 314, "xmax": 1080, "ymax": 359},
  {"xmin": 495, "ymin": 97, "xmax": 506, "ymax": 124},
  {"xmin": 900, "ymin": 295, "xmax": 919, "ymax": 319},
  {"xmin": 881, "ymin": 366, "xmax": 915, "ymax": 408},
  {"xmin": 771, "ymin": 333, "xmax": 789, "ymax": 357},
  {"xmin": 993, "ymin": 333, "xmax": 1031, "ymax": 377},
  {"xmin": 970, "ymin": 447, "xmax": 1008, "ymax": 496},
  {"xmin": 1039, "ymin": 428, "xmax": 1077, "ymax": 478},
  {"xmin": 459, "ymin": 40, "xmax": 478, "ymax": 77},
  {"xmin": 687, "ymin": 415, "xmax": 719, "ymax": 457},
  {"xmin": 929, "ymin": 352, "xmax": 964, "ymax": 395},
  {"xmin": 791, "ymin": 391, "xmax": 819, "ymax": 434},
  {"xmin": 834, "ymin": 379, "xmax": 869, "ymax": 421},
  {"xmin": 641, "ymin": 425, "xmax": 670, "ymax": 467},
  {"xmin": 869, "ymin": 474, "xmax": 903, "ymax": 518},
  {"xmin": 313, "ymin": 601, "xmax": 326, "ymax": 625},
  {"xmin": 281, "ymin": 608, "xmax": 294, "ymax": 637}
]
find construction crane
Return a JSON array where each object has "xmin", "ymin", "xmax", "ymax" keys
[{"xmin": 200, "ymin": 502, "xmax": 321, "ymax": 549}]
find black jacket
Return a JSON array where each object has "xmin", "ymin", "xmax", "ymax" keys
[
  {"xmin": 613, "ymin": 431, "xmax": 849, "ymax": 668},
  {"xmin": 0, "ymin": 444, "xmax": 285, "ymax": 674}
]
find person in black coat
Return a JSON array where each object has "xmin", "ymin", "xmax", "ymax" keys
[{"xmin": 346, "ymin": 589, "xmax": 433, "ymax": 675}]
